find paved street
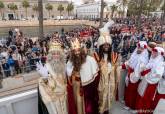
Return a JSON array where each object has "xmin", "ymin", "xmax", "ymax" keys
[{"xmin": 111, "ymin": 102, "xmax": 131, "ymax": 114}]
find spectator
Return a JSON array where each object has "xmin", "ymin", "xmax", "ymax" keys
[
  {"xmin": 32, "ymin": 44, "xmax": 40, "ymax": 52},
  {"xmin": 12, "ymin": 49, "xmax": 22, "ymax": 74},
  {"xmin": 2, "ymin": 57, "xmax": 10, "ymax": 77},
  {"xmin": 1, "ymin": 47, "xmax": 8, "ymax": 59},
  {"xmin": 9, "ymin": 28, "xmax": 13, "ymax": 37},
  {"xmin": 7, "ymin": 54, "xmax": 15, "ymax": 76}
]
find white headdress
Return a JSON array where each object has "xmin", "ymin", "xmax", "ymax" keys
[
  {"xmin": 97, "ymin": 20, "xmax": 114, "ymax": 47},
  {"xmin": 147, "ymin": 47, "xmax": 165, "ymax": 69},
  {"xmin": 128, "ymin": 41, "xmax": 149, "ymax": 70},
  {"xmin": 145, "ymin": 47, "xmax": 165, "ymax": 84}
]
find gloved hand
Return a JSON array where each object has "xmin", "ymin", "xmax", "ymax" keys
[{"xmin": 36, "ymin": 61, "xmax": 49, "ymax": 78}]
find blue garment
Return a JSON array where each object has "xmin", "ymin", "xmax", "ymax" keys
[
  {"xmin": 2, "ymin": 63, "xmax": 10, "ymax": 70},
  {"xmin": 32, "ymin": 47, "xmax": 40, "ymax": 52},
  {"xmin": 7, "ymin": 57, "xmax": 15, "ymax": 66}
]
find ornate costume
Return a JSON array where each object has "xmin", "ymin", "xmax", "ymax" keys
[
  {"xmin": 153, "ymin": 69, "xmax": 165, "ymax": 109},
  {"xmin": 121, "ymin": 41, "xmax": 149, "ymax": 109},
  {"xmin": 37, "ymin": 41, "xmax": 68, "ymax": 114},
  {"xmin": 136, "ymin": 47, "xmax": 165, "ymax": 114},
  {"xmin": 66, "ymin": 39, "xmax": 100, "ymax": 114},
  {"xmin": 96, "ymin": 20, "xmax": 117, "ymax": 114}
]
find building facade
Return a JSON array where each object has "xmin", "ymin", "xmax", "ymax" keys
[
  {"xmin": 75, "ymin": 2, "xmax": 100, "ymax": 19},
  {"xmin": 75, "ymin": 1, "xmax": 128, "ymax": 20},
  {"xmin": 0, "ymin": 0, "xmax": 70, "ymax": 20}
]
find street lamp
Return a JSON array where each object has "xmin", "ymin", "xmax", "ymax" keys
[{"xmin": 38, "ymin": 0, "xmax": 44, "ymax": 39}]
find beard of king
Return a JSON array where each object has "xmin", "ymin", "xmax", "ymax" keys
[{"xmin": 47, "ymin": 49, "xmax": 65, "ymax": 80}]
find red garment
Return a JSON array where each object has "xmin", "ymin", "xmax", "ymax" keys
[
  {"xmin": 67, "ymin": 75, "xmax": 100, "ymax": 114},
  {"xmin": 124, "ymin": 67, "xmax": 136, "ymax": 109},
  {"xmin": 83, "ymin": 75, "xmax": 100, "ymax": 114},
  {"xmin": 67, "ymin": 81, "xmax": 77, "ymax": 114},
  {"xmin": 162, "ymin": 33, "xmax": 165, "ymax": 38},
  {"xmin": 141, "ymin": 69, "xmax": 151, "ymax": 76},
  {"xmin": 152, "ymin": 93, "xmax": 165, "ymax": 109},
  {"xmin": 135, "ymin": 84, "xmax": 157, "ymax": 114},
  {"xmin": 125, "ymin": 81, "xmax": 140, "ymax": 109},
  {"xmin": 122, "ymin": 64, "xmax": 126, "ymax": 69}
]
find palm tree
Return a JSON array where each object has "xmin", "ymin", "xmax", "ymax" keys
[
  {"xmin": 57, "ymin": 4, "xmax": 64, "ymax": 20},
  {"xmin": 161, "ymin": 0, "xmax": 165, "ymax": 25},
  {"xmin": 22, "ymin": 0, "xmax": 30, "ymax": 19},
  {"xmin": 45, "ymin": 3, "xmax": 53, "ymax": 19},
  {"xmin": 127, "ymin": 0, "xmax": 139, "ymax": 17},
  {"xmin": 120, "ymin": 0, "xmax": 128, "ymax": 17},
  {"xmin": 8, "ymin": 3, "xmax": 18, "ymax": 19},
  {"xmin": 111, "ymin": 5, "xmax": 118, "ymax": 18},
  {"xmin": 99, "ymin": 0, "xmax": 104, "ymax": 27},
  {"xmin": 118, "ymin": 10, "xmax": 123, "ymax": 18},
  {"xmin": 66, "ymin": 2, "xmax": 74, "ymax": 17},
  {"xmin": 38, "ymin": 0, "xmax": 44, "ymax": 39},
  {"xmin": 0, "ymin": 1, "xmax": 5, "ymax": 20},
  {"xmin": 32, "ymin": 4, "xmax": 38, "ymax": 18}
]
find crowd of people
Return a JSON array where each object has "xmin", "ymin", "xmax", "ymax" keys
[
  {"xmin": 0, "ymin": 18, "xmax": 164, "ymax": 78},
  {"xmin": 0, "ymin": 26, "xmax": 100, "ymax": 78},
  {"xmin": 36, "ymin": 18, "xmax": 165, "ymax": 114},
  {"xmin": 0, "ymin": 28, "xmax": 49, "ymax": 77},
  {"xmin": 0, "ymin": 18, "xmax": 164, "ymax": 113}
]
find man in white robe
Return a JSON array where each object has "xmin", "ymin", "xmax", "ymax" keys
[{"xmin": 37, "ymin": 41, "xmax": 68, "ymax": 114}]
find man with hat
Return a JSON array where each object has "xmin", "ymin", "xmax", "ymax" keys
[
  {"xmin": 37, "ymin": 40, "xmax": 68, "ymax": 114},
  {"xmin": 66, "ymin": 38, "xmax": 100, "ymax": 114},
  {"xmin": 95, "ymin": 20, "xmax": 118, "ymax": 114}
]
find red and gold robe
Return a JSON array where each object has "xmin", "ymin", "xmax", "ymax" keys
[{"xmin": 66, "ymin": 55, "xmax": 100, "ymax": 114}]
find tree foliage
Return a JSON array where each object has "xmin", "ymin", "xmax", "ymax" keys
[
  {"xmin": 22, "ymin": 0, "xmax": 30, "ymax": 9},
  {"xmin": 32, "ymin": 4, "xmax": 38, "ymax": 12},
  {"xmin": 8, "ymin": 3, "xmax": 18, "ymax": 13},
  {"xmin": 127, "ymin": 0, "xmax": 163, "ymax": 17},
  {"xmin": 45, "ymin": 3, "xmax": 53, "ymax": 11},
  {"xmin": 111, "ymin": 5, "xmax": 118, "ymax": 18},
  {"xmin": 57, "ymin": 4, "xmax": 64, "ymax": 20},
  {"xmin": 66, "ymin": 2, "xmax": 74, "ymax": 16},
  {"xmin": 45, "ymin": 3, "xmax": 53, "ymax": 18},
  {"xmin": 161, "ymin": 1, "xmax": 165, "ymax": 11},
  {"xmin": 0, "ymin": 1, "xmax": 4, "ymax": 9},
  {"xmin": 0, "ymin": 1, "xmax": 4, "ymax": 19},
  {"xmin": 22, "ymin": 0, "xmax": 30, "ymax": 19},
  {"xmin": 57, "ymin": 4, "xmax": 64, "ymax": 12}
]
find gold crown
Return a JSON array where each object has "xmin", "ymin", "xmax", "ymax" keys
[
  {"xmin": 71, "ymin": 38, "xmax": 81, "ymax": 50},
  {"xmin": 49, "ymin": 41, "xmax": 61, "ymax": 52}
]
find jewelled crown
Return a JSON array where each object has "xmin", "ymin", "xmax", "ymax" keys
[
  {"xmin": 49, "ymin": 40, "xmax": 62, "ymax": 52},
  {"xmin": 71, "ymin": 38, "xmax": 81, "ymax": 50}
]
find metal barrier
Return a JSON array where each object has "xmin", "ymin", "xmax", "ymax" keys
[{"xmin": 0, "ymin": 62, "xmax": 39, "ymax": 79}]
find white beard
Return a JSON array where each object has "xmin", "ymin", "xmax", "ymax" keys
[
  {"xmin": 50, "ymin": 60, "xmax": 65, "ymax": 76},
  {"xmin": 47, "ymin": 51, "xmax": 65, "ymax": 76}
]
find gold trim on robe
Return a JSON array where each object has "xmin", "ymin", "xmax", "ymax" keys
[
  {"xmin": 39, "ymin": 77, "xmax": 68, "ymax": 114},
  {"xmin": 98, "ymin": 60, "xmax": 116, "ymax": 113},
  {"xmin": 71, "ymin": 71, "xmax": 85, "ymax": 114}
]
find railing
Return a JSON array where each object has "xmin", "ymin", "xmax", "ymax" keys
[{"xmin": 0, "ymin": 59, "xmax": 43, "ymax": 79}]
